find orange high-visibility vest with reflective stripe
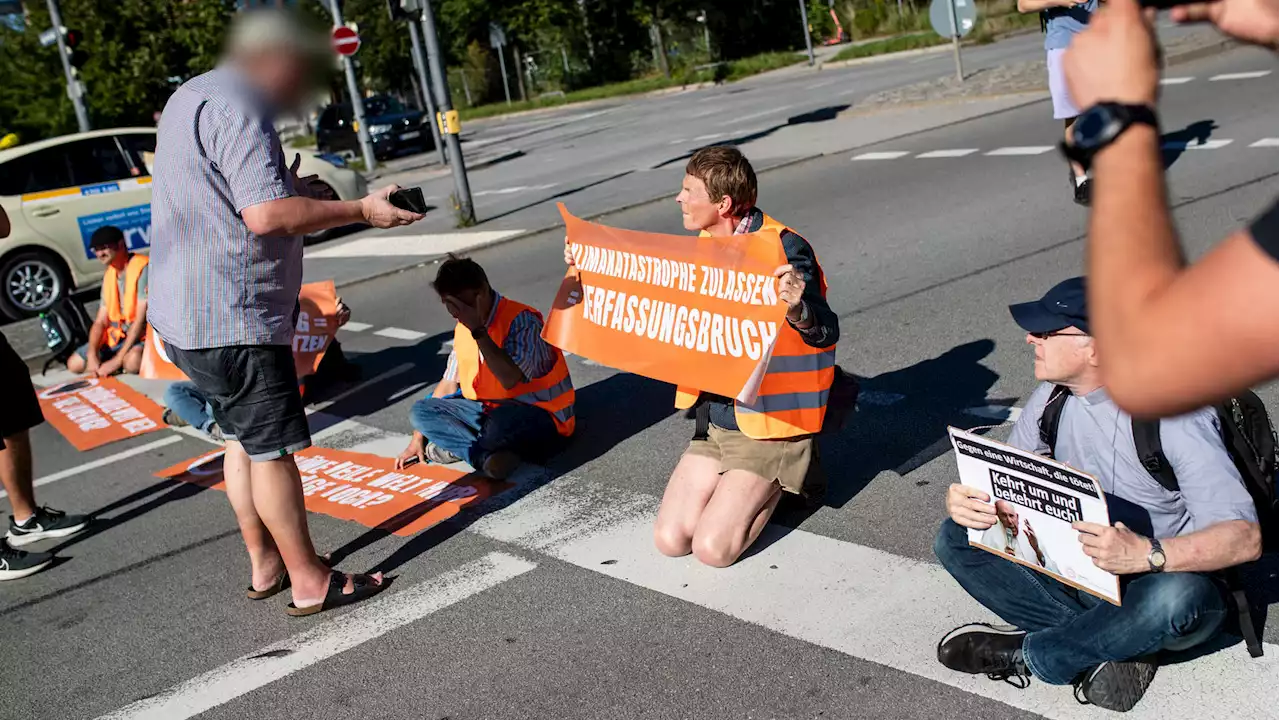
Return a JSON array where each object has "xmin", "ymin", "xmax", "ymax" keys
[
  {"xmin": 102, "ymin": 254, "xmax": 149, "ymax": 347},
  {"xmin": 674, "ymin": 213, "xmax": 835, "ymax": 439},
  {"xmin": 454, "ymin": 295, "xmax": 577, "ymax": 436}
]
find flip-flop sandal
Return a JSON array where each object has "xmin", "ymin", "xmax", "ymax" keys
[
  {"xmin": 246, "ymin": 553, "xmax": 334, "ymax": 601},
  {"xmin": 285, "ymin": 570, "xmax": 385, "ymax": 617}
]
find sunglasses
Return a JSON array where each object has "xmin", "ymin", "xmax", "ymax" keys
[{"xmin": 1030, "ymin": 329, "xmax": 1089, "ymax": 339}]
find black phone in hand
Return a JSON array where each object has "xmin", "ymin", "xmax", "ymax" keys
[{"xmin": 389, "ymin": 187, "xmax": 427, "ymax": 214}]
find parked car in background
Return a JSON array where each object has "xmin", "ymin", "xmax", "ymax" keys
[
  {"xmin": 0, "ymin": 128, "xmax": 367, "ymax": 321},
  {"xmin": 315, "ymin": 95, "xmax": 433, "ymax": 160}
]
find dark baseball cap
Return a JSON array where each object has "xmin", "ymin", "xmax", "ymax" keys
[
  {"xmin": 1008, "ymin": 276, "xmax": 1090, "ymax": 334},
  {"xmin": 89, "ymin": 225, "xmax": 125, "ymax": 250}
]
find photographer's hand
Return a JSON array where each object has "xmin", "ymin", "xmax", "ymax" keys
[
  {"xmin": 1063, "ymin": 0, "xmax": 1159, "ymax": 110},
  {"xmin": 1171, "ymin": 0, "xmax": 1278, "ymax": 50}
]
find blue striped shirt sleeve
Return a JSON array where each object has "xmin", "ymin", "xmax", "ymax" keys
[
  {"xmin": 504, "ymin": 310, "xmax": 555, "ymax": 380},
  {"xmin": 219, "ymin": 108, "xmax": 293, "ymax": 213}
]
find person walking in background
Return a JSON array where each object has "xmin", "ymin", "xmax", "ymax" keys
[{"xmin": 147, "ymin": 9, "xmax": 422, "ymax": 616}]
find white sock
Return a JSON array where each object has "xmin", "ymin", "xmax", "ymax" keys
[{"xmin": 1075, "ymin": 175, "xmax": 1089, "ymax": 187}]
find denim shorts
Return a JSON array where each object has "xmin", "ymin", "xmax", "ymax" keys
[{"xmin": 166, "ymin": 344, "xmax": 311, "ymax": 462}]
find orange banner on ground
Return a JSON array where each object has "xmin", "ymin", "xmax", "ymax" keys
[
  {"xmin": 543, "ymin": 204, "xmax": 788, "ymax": 399},
  {"xmin": 37, "ymin": 376, "xmax": 167, "ymax": 451},
  {"xmin": 140, "ymin": 280, "xmax": 340, "ymax": 381},
  {"xmin": 156, "ymin": 447, "xmax": 509, "ymax": 537}
]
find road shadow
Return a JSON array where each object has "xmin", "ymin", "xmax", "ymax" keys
[
  {"xmin": 1160, "ymin": 120, "xmax": 1216, "ymax": 169},
  {"xmin": 653, "ymin": 104, "xmax": 852, "ymax": 170}
]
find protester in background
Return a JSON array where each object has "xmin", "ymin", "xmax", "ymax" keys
[
  {"xmin": 147, "ymin": 9, "xmax": 421, "ymax": 616},
  {"xmin": 566, "ymin": 146, "xmax": 839, "ymax": 568},
  {"xmin": 935, "ymin": 277, "xmax": 1261, "ymax": 712},
  {"xmin": 1019, "ymin": 0, "xmax": 1098, "ymax": 205},
  {"xmin": 395, "ymin": 256, "xmax": 575, "ymax": 480},
  {"xmin": 1062, "ymin": 0, "xmax": 1278, "ymax": 417},
  {"xmin": 0, "ymin": 206, "xmax": 88, "ymax": 580},
  {"xmin": 66, "ymin": 226, "xmax": 149, "ymax": 377}
]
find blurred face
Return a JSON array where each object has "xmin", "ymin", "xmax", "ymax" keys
[
  {"xmin": 247, "ymin": 50, "xmax": 315, "ymax": 109},
  {"xmin": 1027, "ymin": 328, "xmax": 1095, "ymax": 384},
  {"xmin": 675, "ymin": 175, "xmax": 729, "ymax": 232},
  {"xmin": 996, "ymin": 500, "xmax": 1019, "ymax": 533},
  {"xmin": 92, "ymin": 240, "xmax": 127, "ymax": 267}
]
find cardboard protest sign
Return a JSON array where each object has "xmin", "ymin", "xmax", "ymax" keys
[
  {"xmin": 157, "ymin": 447, "xmax": 509, "ymax": 537},
  {"xmin": 544, "ymin": 204, "xmax": 788, "ymax": 400},
  {"xmin": 949, "ymin": 427, "xmax": 1120, "ymax": 605},
  {"xmin": 37, "ymin": 377, "xmax": 167, "ymax": 451},
  {"xmin": 141, "ymin": 280, "xmax": 340, "ymax": 381}
]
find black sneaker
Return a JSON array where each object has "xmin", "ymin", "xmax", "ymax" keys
[
  {"xmin": 0, "ymin": 540, "xmax": 53, "ymax": 580},
  {"xmin": 937, "ymin": 622, "xmax": 1031, "ymax": 687},
  {"xmin": 8, "ymin": 506, "xmax": 88, "ymax": 547},
  {"xmin": 162, "ymin": 408, "xmax": 188, "ymax": 428},
  {"xmin": 1075, "ymin": 660, "xmax": 1157, "ymax": 712},
  {"xmin": 1074, "ymin": 178, "xmax": 1092, "ymax": 206},
  {"xmin": 425, "ymin": 442, "xmax": 462, "ymax": 465}
]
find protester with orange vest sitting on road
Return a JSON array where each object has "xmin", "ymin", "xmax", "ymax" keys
[
  {"xmin": 566, "ymin": 146, "xmax": 839, "ymax": 567},
  {"xmin": 67, "ymin": 226, "xmax": 149, "ymax": 377},
  {"xmin": 395, "ymin": 255, "xmax": 576, "ymax": 480}
]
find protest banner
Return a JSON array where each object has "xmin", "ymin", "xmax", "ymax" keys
[
  {"xmin": 157, "ymin": 447, "xmax": 509, "ymax": 537},
  {"xmin": 37, "ymin": 377, "xmax": 167, "ymax": 451},
  {"xmin": 141, "ymin": 280, "xmax": 340, "ymax": 381},
  {"xmin": 948, "ymin": 427, "xmax": 1121, "ymax": 605},
  {"xmin": 543, "ymin": 204, "xmax": 788, "ymax": 400}
]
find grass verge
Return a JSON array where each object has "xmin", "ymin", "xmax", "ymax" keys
[{"xmin": 833, "ymin": 33, "xmax": 948, "ymax": 62}]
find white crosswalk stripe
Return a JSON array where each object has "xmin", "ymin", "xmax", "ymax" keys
[
  {"xmin": 986, "ymin": 146, "xmax": 1056, "ymax": 156},
  {"xmin": 1159, "ymin": 77, "xmax": 1195, "ymax": 85},
  {"xmin": 1210, "ymin": 70, "xmax": 1272, "ymax": 81},
  {"xmin": 374, "ymin": 326, "xmax": 428, "ymax": 341},
  {"xmin": 853, "ymin": 151, "xmax": 911, "ymax": 161},
  {"xmin": 1163, "ymin": 139, "xmax": 1233, "ymax": 150},
  {"xmin": 917, "ymin": 148, "xmax": 980, "ymax": 158}
]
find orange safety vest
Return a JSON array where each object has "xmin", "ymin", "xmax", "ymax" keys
[
  {"xmin": 674, "ymin": 213, "xmax": 835, "ymax": 440},
  {"xmin": 102, "ymin": 254, "xmax": 149, "ymax": 347},
  {"xmin": 453, "ymin": 295, "xmax": 577, "ymax": 437}
]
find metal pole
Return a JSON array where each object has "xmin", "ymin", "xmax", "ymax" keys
[
  {"xmin": 945, "ymin": 0, "xmax": 964, "ymax": 82},
  {"xmin": 798, "ymin": 0, "xmax": 815, "ymax": 67},
  {"xmin": 702, "ymin": 10, "xmax": 712, "ymax": 57},
  {"xmin": 46, "ymin": 0, "xmax": 89, "ymax": 132},
  {"xmin": 326, "ymin": 0, "xmax": 377, "ymax": 171},
  {"xmin": 561, "ymin": 46, "xmax": 570, "ymax": 74},
  {"xmin": 420, "ymin": 0, "xmax": 474, "ymax": 225},
  {"xmin": 408, "ymin": 18, "xmax": 446, "ymax": 166},
  {"xmin": 496, "ymin": 44, "xmax": 512, "ymax": 105}
]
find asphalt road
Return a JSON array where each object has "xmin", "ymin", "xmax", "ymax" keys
[{"xmin": 1, "ymin": 46, "xmax": 1276, "ymax": 720}]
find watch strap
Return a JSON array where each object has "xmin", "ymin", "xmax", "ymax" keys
[{"xmin": 471, "ymin": 326, "xmax": 487, "ymax": 340}]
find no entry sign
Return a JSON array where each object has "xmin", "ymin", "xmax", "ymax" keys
[{"xmin": 331, "ymin": 26, "xmax": 361, "ymax": 56}]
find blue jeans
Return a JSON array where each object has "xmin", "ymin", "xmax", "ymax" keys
[
  {"xmin": 164, "ymin": 381, "xmax": 216, "ymax": 434},
  {"xmin": 409, "ymin": 391, "xmax": 562, "ymax": 469},
  {"xmin": 934, "ymin": 518, "xmax": 1228, "ymax": 684}
]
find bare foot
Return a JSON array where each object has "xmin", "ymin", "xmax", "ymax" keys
[
  {"xmin": 290, "ymin": 571, "xmax": 384, "ymax": 610},
  {"xmin": 249, "ymin": 555, "xmax": 286, "ymax": 593}
]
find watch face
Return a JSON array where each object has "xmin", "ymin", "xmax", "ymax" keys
[
  {"xmin": 1152, "ymin": 549, "xmax": 1166, "ymax": 568},
  {"xmin": 1073, "ymin": 105, "xmax": 1124, "ymax": 151}
]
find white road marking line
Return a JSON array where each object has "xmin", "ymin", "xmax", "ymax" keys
[
  {"xmin": 728, "ymin": 105, "xmax": 794, "ymax": 125},
  {"xmin": 668, "ymin": 138, "xmax": 687, "ymax": 145},
  {"xmin": 1210, "ymin": 70, "xmax": 1271, "ymax": 81},
  {"xmin": 467, "ymin": 474, "xmax": 1279, "ymax": 720},
  {"xmin": 339, "ymin": 321, "xmax": 371, "ymax": 332},
  {"xmin": 693, "ymin": 133, "xmax": 725, "ymax": 141},
  {"xmin": 1159, "ymin": 76, "xmax": 1194, "ymax": 85},
  {"xmin": 373, "ymin": 326, "xmax": 428, "ymax": 341},
  {"xmin": 985, "ymin": 146, "xmax": 1056, "ymax": 156},
  {"xmin": 856, "ymin": 390, "xmax": 907, "ymax": 406},
  {"xmin": 307, "ymin": 363, "xmax": 413, "ymax": 414},
  {"xmin": 387, "ymin": 381, "xmax": 431, "ymax": 402},
  {"xmin": 472, "ymin": 182, "xmax": 557, "ymax": 198},
  {"xmin": 916, "ymin": 148, "xmax": 979, "ymax": 158},
  {"xmin": 95, "ymin": 552, "xmax": 537, "ymax": 720},
  {"xmin": 804, "ymin": 77, "xmax": 842, "ymax": 90},
  {"xmin": 852, "ymin": 151, "xmax": 910, "ymax": 161},
  {"xmin": 3, "ymin": 435, "xmax": 185, "ymax": 499},
  {"xmin": 306, "ymin": 230, "xmax": 525, "ymax": 259},
  {"xmin": 1161, "ymin": 139, "xmax": 1233, "ymax": 150},
  {"xmin": 963, "ymin": 405, "xmax": 1023, "ymax": 423},
  {"xmin": 690, "ymin": 107, "xmax": 719, "ymax": 118},
  {"xmin": 1250, "ymin": 138, "xmax": 1279, "ymax": 147}
]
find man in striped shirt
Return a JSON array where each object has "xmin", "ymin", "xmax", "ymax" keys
[
  {"xmin": 147, "ymin": 10, "xmax": 422, "ymax": 615},
  {"xmin": 396, "ymin": 256, "xmax": 574, "ymax": 479}
]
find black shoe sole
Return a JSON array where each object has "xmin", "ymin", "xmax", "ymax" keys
[{"xmin": 1081, "ymin": 660, "xmax": 1157, "ymax": 712}]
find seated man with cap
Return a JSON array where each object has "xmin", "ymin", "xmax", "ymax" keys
[{"xmin": 933, "ymin": 277, "xmax": 1261, "ymax": 712}]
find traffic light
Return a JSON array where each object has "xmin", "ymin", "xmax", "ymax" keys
[
  {"xmin": 64, "ymin": 28, "xmax": 88, "ymax": 69},
  {"xmin": 386, "ymin": 0, "xmax": 419, "ymax": 21}
]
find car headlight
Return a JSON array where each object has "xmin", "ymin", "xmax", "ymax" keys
[{"xmin": 368, "ymin": 124, "xmax": 392, "ymax": 135}]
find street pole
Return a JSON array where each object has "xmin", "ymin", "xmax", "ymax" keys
[
  {"xmin": 497, "ymin": 44, "xmax": 512, "ymax": 105},
  {"xmin": 945, "ymin": 0, "xmax": 964, "ymax": 82},
  {"xmin": 420, "ymin": 0, "xmax": 474, "ymax": 225},
  {"xmin": 407, "ymin": 18, "xmax": 446, "ymax": 166},
  {"xmin": 702, "ymin": 10, "xmax": 711, "ymax": 57},
  {"xmin": 326, "ymin": 0, "xmax": 377, "ymax": 171},
  {"xmin": 46, "ymin": 0, "xmax": 89, "ymax": 132},
  {"xmin": 797, "ymin": 0, "xmax": 815, "ymax": 67}
]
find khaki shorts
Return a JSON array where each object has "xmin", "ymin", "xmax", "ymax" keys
[{"xmin": 685, "ymin": 424, "xmax": 815, "ymax": 496}]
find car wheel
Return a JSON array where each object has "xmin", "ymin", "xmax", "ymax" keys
[{"xmin": 0, "ymin": 249, "xmax": 70, "ymax": 321}]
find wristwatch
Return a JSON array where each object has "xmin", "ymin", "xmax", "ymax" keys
[
  {"xmin": 471, "ymin": 326, "xmax": 488, "ymax": 340},
  {"xmin": 1060, "ymin": 102, "xmax": 1159, "ymax": 172},
  {"xmin": 1147, "ymin": 537, "xmax": 1167, "ymax": 573}
]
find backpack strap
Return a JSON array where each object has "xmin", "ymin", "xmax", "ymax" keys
[
  {"xmin": 1038, "ymin": 385, "xmax": 1071, "ymax": 458},
  {"xmin": 694, "ymin": 401, "xmax": 710, "ymax": 441},
  {"xmin": 1131, "ymin": 418, "xmax": 1180, "ymax": 493}
]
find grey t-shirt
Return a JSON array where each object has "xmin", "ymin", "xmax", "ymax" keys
[{"xmin": 1007, "ymin": 383, "xmax": 1257, "ymax": 539}]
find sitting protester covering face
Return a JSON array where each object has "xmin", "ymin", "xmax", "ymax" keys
[
  {"xmin": 395, "ymin": 256, "xmax": 575, "ymax": 480},
  {"xmin": 934, "ymin": 277, "xmax": 1262, "ymax": 713}
]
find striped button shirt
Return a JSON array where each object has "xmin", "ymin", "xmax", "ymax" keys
[
  {"xmin": 147, "ymin": 66, "xmax": 301, "ymax": 350},
  {"xmin": 442, "ymin": 293, "xmax": 556, "ymax": 383}
]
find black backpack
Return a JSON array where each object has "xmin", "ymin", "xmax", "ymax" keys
[
  {"xmin": 1039, "ymin": 385, "xmax": 1278, "ymax": 658},
  {"xmin": 39, "ymin": 297, "xmax": 93, "ymax": 374}
]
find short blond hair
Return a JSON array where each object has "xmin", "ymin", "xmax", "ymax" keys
[{"xmin": 685, "ymin": 146, "xmax": 757, "ymax": 215}]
